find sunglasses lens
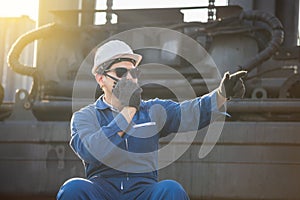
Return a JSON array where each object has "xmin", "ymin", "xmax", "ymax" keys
[
  {"xmin": 108, "ymin": 68, "xmax": 141, "ymax": 79},
  {"xmin": 115, "ymin": 68, "xmax": 128, "ymax": 78}
]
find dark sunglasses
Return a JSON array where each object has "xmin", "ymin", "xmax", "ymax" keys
[{"xmin": 104, "ymin": 67, "xmax": 141, "ymax": 79}]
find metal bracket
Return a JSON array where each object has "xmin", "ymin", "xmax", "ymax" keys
[
  {"xmin": 7, "ymin": 89, "xmax": 36, "ymax": 121},
  {"xmin": 274, "ymin": 46, "xmax": 300, "ymax": 60}
]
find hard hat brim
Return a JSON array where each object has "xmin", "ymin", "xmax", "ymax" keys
[{"xmin": 92, "ymin": 53, "xmax": 142, "ymax": 76}]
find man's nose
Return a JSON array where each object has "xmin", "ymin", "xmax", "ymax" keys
[{"xmin": 125, "ymin": 71, "xmax": 134, "ymax": 80}]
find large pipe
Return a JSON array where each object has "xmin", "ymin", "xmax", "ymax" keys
[
  {"xmin": 227, "ymin": 100, "xmax": 300, "ymax": 113},
  {"xmin": 6, "ymin": 23, "xmax": 57, "ymax": 104},
  {"xmin": 251, "ymin": 0, "xmax": 299, "ymax": 47},
  {"xmin": 81, "ymin": 0, "xmax": 96, "ymax": 26},
  {"xmin": 0, "ymin": 84, "xmax": 3, "ymax": 105},
  {"xmin": 253, "ymin": 0, "xmax": 276, "ymax": 16},
  {"xmin": 1, "ymin": 100, "xmax": 299, "ymax": 121},
  {"xmin": 241, "ymin": 10, "xmax": 284, "ymax": 72},
  {"xmin": 275, "ymin": 0, "xmax": 299, "ymax": 47},
  {"xmin": 27, "ymin": 100, "xmax": 300, "ymax": 113},
  {"xmin": 6, "ymin": 23, "xmax": 81, "ymax": 105}
]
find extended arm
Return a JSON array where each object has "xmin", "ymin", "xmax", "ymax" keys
[{"xmin": 153, "ymin": 70, "xmax": 247, "ymax": 137}]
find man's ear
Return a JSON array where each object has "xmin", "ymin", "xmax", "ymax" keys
[{"xmin": 95, "ymin": 74, "xmax": 104, "ymax": 86}]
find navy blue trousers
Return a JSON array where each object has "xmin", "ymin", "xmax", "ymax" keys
[{"xmin": 57, "ymin": 176, "xmax": 189, "ymax": 200}]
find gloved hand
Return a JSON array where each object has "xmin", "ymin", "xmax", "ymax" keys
[
  {"xmin": 112, "ymin": 77, "xmax": 143, "ymax": 110},
  {"xmin": 218, "ymin": 70, "xmax": 247, "ymax": 99}
]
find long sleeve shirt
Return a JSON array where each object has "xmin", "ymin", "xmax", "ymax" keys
[{"xmin": 70, "ymin": 89, "xmax": 226, "ymax": 180}]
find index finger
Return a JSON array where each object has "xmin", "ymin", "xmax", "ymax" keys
[{"xmin": 231, "ymin": 70, "xmax": 247, "ymax": 79}]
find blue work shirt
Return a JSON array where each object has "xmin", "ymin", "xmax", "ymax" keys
[{"xmin": 70, "ymin": 90, "xmax": 226, "ymax": 180}]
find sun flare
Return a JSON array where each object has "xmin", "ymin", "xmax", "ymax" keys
[{"xmin": 0, "ymin": 0, "xmax": 38, "ymax": 21}]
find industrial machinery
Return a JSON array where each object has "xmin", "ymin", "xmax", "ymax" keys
[{"xmin": 0, "ymin": 0, "xmax": 299, "ymax": 199}]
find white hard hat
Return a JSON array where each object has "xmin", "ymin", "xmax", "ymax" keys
[{"xmin": 92, "ymin": 40, "xmax": 142, "ymax": 75}]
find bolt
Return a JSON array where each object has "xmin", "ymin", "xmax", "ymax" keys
[{"xmin": 24, "ymin": 101, "xmax": 31, "ymax": 109}]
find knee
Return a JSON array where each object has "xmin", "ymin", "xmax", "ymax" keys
[
  {"xmin": 159, "ymin": 180, "xmax": 184, "ymax": 191},
  {"xmin": 56, "ymin": 178, "xmax": 92, "ymax": 200},
  {"xmin": 157, "ymin": 180, "xmax": 188, "ymax": 197}
]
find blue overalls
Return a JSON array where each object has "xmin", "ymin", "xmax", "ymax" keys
[{"xmin": 57, "ymin": 90, "xmax": 224, "ymax": 200}]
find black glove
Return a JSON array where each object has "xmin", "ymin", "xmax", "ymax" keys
[
  {"xmin": 218, "ymin": 70, "xmax": 247, "ymax": 99},
  {"xmin": 112, "ymin": 77, "xmax": 143, "ymax": 110}
]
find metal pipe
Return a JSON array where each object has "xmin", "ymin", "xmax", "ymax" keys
[
  {"xmin": 28, "ymin": 100, "xmax": 300, "ymax": 113},
  {"xmin": 227, "ymin": 100, "xmax": 300, "ymax": 113},
  {"xmin": 1, "ymin": 100, "xmax": 300, "ymax": 121},
  {"xmin": 253, "ymin": 0, "xmax": 276, "ymax": 15},
  {"xmin": 275, "ymin": 0, "xmax": 299, "ymax": 47},
  {"xmin": 0, "ymin": 103, "xmax": 14, "ymax": 112},
  {"xmin": 0, "ymin": 84, "xmax": 3, "ymax": 105},
  {"xmin": 241, "ymin": 10, "xmax": 284, "ymax": 72},
  {"xmin": 81, "ymin": 0, "xmax": 96, "ymax": 26}
]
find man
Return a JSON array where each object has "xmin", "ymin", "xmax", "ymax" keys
[{"xmin": 57, "ymin": 40, "xmax": 246, "ymax": 200}]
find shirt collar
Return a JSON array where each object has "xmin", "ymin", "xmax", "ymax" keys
[
  {"xmin": 95, "ymin": 94, "xmax": 146, "ymax": 112},
  {"xmin": 95, "ymin": 94, "xmax": 119, "ymax": 112}
]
